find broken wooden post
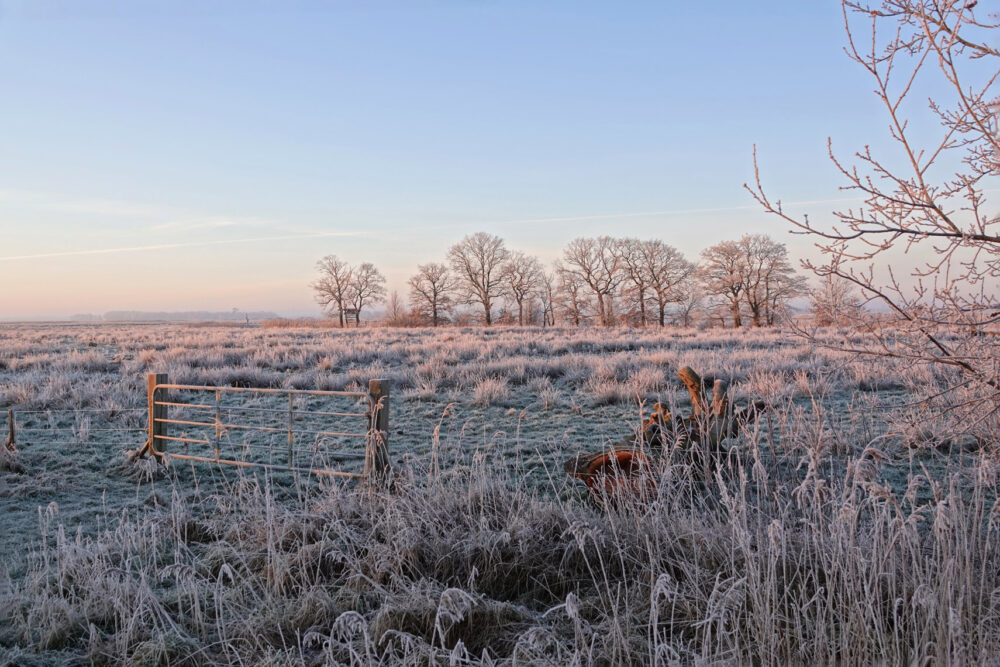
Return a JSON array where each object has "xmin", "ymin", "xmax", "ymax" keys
[
  {"xmin": 365, "ymin": 378, "xmax": 391, "ymax": 485},
  {"xmin": 677, "ymin": 366, "xmax": 707, "ymax": 416},
  {"xmin": 710, "ymin": 378, "xmax": 729, "ymax": 416},
  {"xmin": 677, "ymin": 366, "xmax": 715, "ymax": 479},
  {"xmin": 566, "ymin": 365, "xmax": 769, "ymax": 504},
  {"xmin": 1, "ymin": 408, "xmax": 24, "ymax": 473},
  {"xmin": 676, "ymin": 365, "xmax": 767, "ymax": 476},
  {"xmin": 148, "ymin": 373, "xmax": 168, "ymax": 459}
]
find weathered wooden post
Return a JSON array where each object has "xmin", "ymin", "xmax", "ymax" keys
[
  {"xmin": 287, "ymin": 393, "xmax": 295, "ymax": 468},
  {"xmin": 365, "ymin": 378, "xmax": 391, "ymax": 485},
  {"xmin": 147, "ymin": 373, "xmax": 168, "ymax": 459},
  {"xmin": 3, "ymin": 409, "xmax": 15, "ymax": 452}
]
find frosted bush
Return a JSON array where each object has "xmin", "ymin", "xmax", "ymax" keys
[
  {"xmin": 528, "ymin": 376, "xmax": 559, "ymax": 410},
  {"xmin": 626, "ymin": 366, "xmax": 666, "ymax": 396},
  {"xmin": 741, "ymin": 369, "xmax": 793, "ymax": 402},
  {"xmin": 583, "ymin": 376, "xmax": 625, "ymax": 405},
  {"xmin": 473, "ymin": 376, "xmax": 511, "ymax": 406}
]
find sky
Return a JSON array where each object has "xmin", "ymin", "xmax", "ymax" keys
[{"xmin": 0, "ymin": 0, "xmax": 974, "ymax": 319}]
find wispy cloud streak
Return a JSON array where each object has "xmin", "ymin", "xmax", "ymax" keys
[
  {"xmin": 0, "ymin": 188, "xmax": 286, "ymax": 234},
  {"xmin": 1, "ymin": 196, "xmax": 871, "ymax": 262},
  {"xmin": 490, "ymin": 197, "xmax": 864, "ymax": 226},
  {"xmin": 0, "ymin": 231, "xmax": 367, "ymax": 262},
  {"xmin": 392, "ymin": 196, "xmax": 868, "ymax": 235}
]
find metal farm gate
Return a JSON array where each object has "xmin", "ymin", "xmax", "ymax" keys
[{"xmin": 133, "ymin": 373, "xmax": 391, "ymax": 482}]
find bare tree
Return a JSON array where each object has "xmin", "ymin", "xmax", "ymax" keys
[
  {"xmin": 448, "ymin": 232, "xmax": 509, "ymax": 326},
  {"xmin": 561, "ymin": 236, "xmax": 624, "ymax": 326},
  {"xmin": 408, "ymin": 262, "xmax": 456, "ymax": 327},
  {"xmin": 810, "ymin": 273, "xmax": 862, "ymax": 327},
  {"xmin": 312, "ymin": 255, "xmax": 353, "ymax": 327},
  {"xmin": 738, "ymin": 234, "xmax": 803, "ymax": 327},
  {"xmin": 674, "ymin": 282, "xmax": 704, "ymax": 328},
  {"xmin": 640, "ymin": 240, "xmax": 696, "ymax": 327},
  {"xmin": 555, "ymin": 262, "xmax": 591, "ymax": 327},
  {"xmin": 348, "ymin": 262, "xmax": 386, "ymax": 325},
  {"xmin": 618, "ymin": 238, "xmax": 653, "ymax": 326},
  {"xmin": 747, "ymin": 1, "xmax": 1000, "ymax": 427},
  {"xmin": 698, "ymin": 240, "xmax": 747, "ymax": 328},
  {"xmin": 538, "ymin": 268, "xmax": 558, "ymax": 327},
  {"xmin": 765, "ymin": 272, "xmax": 808, "ymax": 326},
  {"xmin": 501, "ymin": 251, "xmax": 544, "ymax": 326},
  {"xmin": 384, "ymin": 290, "xmax": 407, "ymax": 326},
  {"xmin": 740, "ymin": 234, "xmax": 777, "ymax": 327}
]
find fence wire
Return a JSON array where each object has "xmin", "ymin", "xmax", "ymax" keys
[
  {"xmin": 145, "ymin": 383, "xmax": 376, "ymax": 478},
  {"xmin": 2, "ymin": 381, "xmax": 385, "ymax": 481},
  {"xmin": 2, "ymin": 407, "xmax": 148, "ymax": 450}
]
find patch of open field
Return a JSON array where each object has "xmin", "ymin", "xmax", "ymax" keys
[{"xmin": 1, "ymin": 322, "xmax": 997, "ymax": 664}]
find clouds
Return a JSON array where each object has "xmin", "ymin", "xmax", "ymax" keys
[
  {"xmin": 0, "ymin": 188, "xmax": 174, "ymax": 219},
  {"xmin": 0, "ymin": 188, "xmax": 286, "ymax": 234},
  {"xmin": 0, "ymin": 230, "xmax": 369, "ymax": 262},
  {"xmin": 148, "ymin": 217, "xmax": 242, "ymax": 232},
  {"xmin": 0, "ymin": 184, "xmax": 870, "ymax": 265}
]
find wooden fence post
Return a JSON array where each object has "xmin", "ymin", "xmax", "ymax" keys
[
  {"xmin": 365, "ymin": 378, "xmax": 391, "ymax": 484},
  {"xmin": 3, "ymin": 409, "xmax": 15, "ymax": 452},
  {"xmin": 148, "ymin": 373, "xmax": 168, "ymax": 459}
]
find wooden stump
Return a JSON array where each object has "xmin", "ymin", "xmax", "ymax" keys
[{"xmin": 565, "ymin": 366, "xmax": 768, "ymax": 504}]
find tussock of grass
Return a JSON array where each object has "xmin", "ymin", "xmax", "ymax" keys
[
  {"xmin": 472, "ymin": 376, "xmax": 511, "ymax": 406},
  {"xmin": 3, "ymin": 449, "xmax": 999, "ymax": 664},
  {"xmin": 0, "ymin": 446, "xmax": 24, "ymax": 473}
]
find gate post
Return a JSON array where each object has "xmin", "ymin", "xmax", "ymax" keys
[
  {"xmin": 148, "ymin": 373, "xmax": 168, "ymax": 459},
  {"xmin": 3, "ymin": 409, "xmax": 15, "ymax": 452},
  {"xmin": 365, "ymin": 379, "xmax": 391, "ymax": 485}
]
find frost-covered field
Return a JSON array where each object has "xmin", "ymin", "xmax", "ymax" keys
[{"xmin": 1, "ymin": 322, "xmax": 998, "ymax": 664}]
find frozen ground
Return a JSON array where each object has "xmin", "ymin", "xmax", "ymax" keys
[
  {"xmin": 1, "ymin": 322, "xmax": 996, "ymax": 664},
  {"xmin": 0, "ymin": 323, "xmax": 895, "ymax": 565}
]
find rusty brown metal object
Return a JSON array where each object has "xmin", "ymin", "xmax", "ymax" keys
[{"xmin": 564, "ymin": 448, "xmax": 657, "ymax": 508}]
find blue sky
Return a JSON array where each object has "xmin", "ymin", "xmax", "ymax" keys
[{"xmin": 0, "ymin": 1, "xmax": 921, "ymax": 318}]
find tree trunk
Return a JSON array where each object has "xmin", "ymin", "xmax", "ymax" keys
[
  {"xmin": 518, "ymin": 300, "xmax": 524, "ymax": 326},
  {"xmin": 484, "ymin": 301, "xmax": 492, "ymax": 326},
  {"xmin": 731, "ymin": 300, "xmax": 742, "ymax": 328}
]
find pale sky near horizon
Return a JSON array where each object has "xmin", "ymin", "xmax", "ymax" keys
[{"xmin": 0, "ymin": 1, "xmax": 980, "ymax": 319}]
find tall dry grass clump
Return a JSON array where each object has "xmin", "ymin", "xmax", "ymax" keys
[{"xmin": 3, "ymin": 438, "xmax": 999, "ymax": 665}]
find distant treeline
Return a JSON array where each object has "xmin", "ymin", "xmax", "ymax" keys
[
  {"xmin": 313, "ymin": 232, "xmax": 829, "ymax": 329},
  {"xmin": 71, "ymin": 311, "xmax": 280, "ymax": 322}
]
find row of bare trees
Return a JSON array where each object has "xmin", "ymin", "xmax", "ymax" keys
[
  {"xmin": 556, "ymin": 236, "xmax": 697, "ymax": 327},
  {"xmin": 313, "ymin": 232, "xmax": 807, "ymax": 328}
]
